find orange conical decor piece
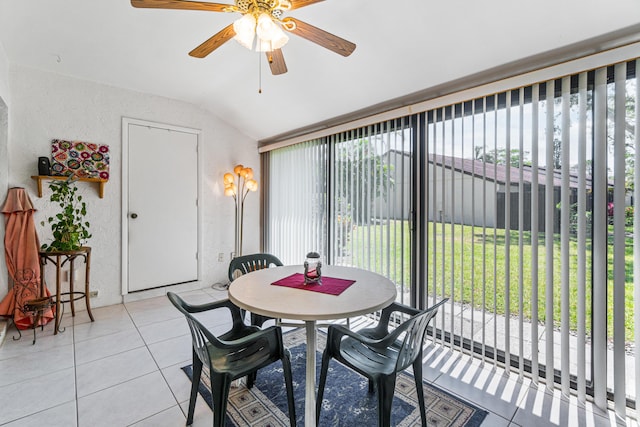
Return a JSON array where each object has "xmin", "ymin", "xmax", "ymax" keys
[{"xmin": 0, "ymin": 188, "xmax": 54, "ymax": 329}]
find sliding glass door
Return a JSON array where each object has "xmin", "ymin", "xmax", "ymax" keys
[
  {"xmin": 263, "ymin": 57, "xmax": 639, "ymax": 416},
  {"xmin": 264, "ymin": 121, "xmax": 415, "ymax": 305},
  {"xmin": 329, "ymin": 120, "xmax": 415, "ymax": 305}
]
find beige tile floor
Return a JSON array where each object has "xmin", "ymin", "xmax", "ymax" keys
[{"xmin": 0, "ymin": 287, "xmax": 635, "ymax": 427}]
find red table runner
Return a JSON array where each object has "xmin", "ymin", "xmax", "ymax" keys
[{"xmin": 271, "ymin": 273, "xmax": 356, "ymax": 296}]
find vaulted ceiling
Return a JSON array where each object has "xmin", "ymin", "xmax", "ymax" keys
[{"xmin": 0, "ymin": 1, "xmax": 639, "ymax": 141}]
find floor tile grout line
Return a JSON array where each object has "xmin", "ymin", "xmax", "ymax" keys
[
  {"xmin": 126, "ymin": 297, "xmax": 189, "ymax": 424},
  {"xmin": 22, "ymin": 292, "xmax": 632, "ymax": 427},
  {"xmin": 73, "ymin": 316, "xmax": 80, "ymax": 427}
]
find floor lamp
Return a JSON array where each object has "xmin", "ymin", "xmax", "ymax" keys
[{"xmin": 224, "ymin": 164, "xmax": 258, "ymax": 258}]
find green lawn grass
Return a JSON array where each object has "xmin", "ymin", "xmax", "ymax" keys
[{"xmin": 350, "ymin": 220, "xmax": 634, "ymax": 341}]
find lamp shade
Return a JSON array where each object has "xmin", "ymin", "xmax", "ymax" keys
[
  {"xmin": 246, "ymin": 179, "xmax": 258, "ymax": 191},
  {"xmin": 233, "ymin": 14, "xmax": 256, "ymax": 50},
  {"xmin": 256, "ymin": 13, "xmax": 289, "ymax": 52}
]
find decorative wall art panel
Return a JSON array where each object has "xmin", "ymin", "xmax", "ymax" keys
[{"xmin": 50, "ymin": 139, "xmax": 110, "ymax": 179}]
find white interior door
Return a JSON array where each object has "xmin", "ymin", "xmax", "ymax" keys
[{"xmin": 125, "ymin": 122, "xmax": 199, "ymax": 292}]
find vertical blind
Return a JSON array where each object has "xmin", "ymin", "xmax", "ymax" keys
[
  {"xmin": 421, "ymin": 61, "xmax": 637, "ymax": 417},
  {"xmin": 264, "ymin": 57, "xmax": 639, "ymax": 415},
  {"xmin": 265, "ymin": 139, "xmax": 327, "ymax": 265}
]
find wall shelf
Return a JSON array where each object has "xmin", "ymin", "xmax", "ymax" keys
[{"xmin": 31, "ymin": 175, "xmax": 108, "ymax": 199}]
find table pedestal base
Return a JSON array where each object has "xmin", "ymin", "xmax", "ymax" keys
[{"xmin": 305, "ymin": 321, "xmax": 317, "ymax": 427}]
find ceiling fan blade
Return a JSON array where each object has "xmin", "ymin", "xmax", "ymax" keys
[
  {"xmin": 289, "ymin": 0, "xmax": 325, "ymax": 10},
  {"xmin": 131, "ymin": 0, "xmax": 230, "ymax": 12},
  {"xmin": 266, "ymin": 49, "xmax": 288, "ymax": 75},
  {"xmin": 189, "ymin": 24, "xmax": 236, "ymax": 58},
  {"xmin": 284, "ymin": 18, "xmax": 355, "ymax": 57}
]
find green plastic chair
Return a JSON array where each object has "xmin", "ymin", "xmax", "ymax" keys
[
  {"xmin": 167, "ymin": 292, "xmax": 296, "ymax": 427},
  {"xmin": 316, "ymin": 299, "xmax": 448, "ymax": 427},
  {"xmin": 228, "ymin": 253, "xmax": 283, "ymax": 328}
]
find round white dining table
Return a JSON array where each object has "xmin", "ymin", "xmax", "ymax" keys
[{"xmin": 228, "ymin": 264, "xmax": 397, "ymax": 427}]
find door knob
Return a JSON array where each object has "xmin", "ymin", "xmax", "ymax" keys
[{"xmin": 131, "ymin": 213, "xmax": 138, "ymax": 219}]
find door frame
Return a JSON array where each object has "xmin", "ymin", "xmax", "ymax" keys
[{"xmin": 121, "ymin": 117, "xmax": 203, "ymax": 295}]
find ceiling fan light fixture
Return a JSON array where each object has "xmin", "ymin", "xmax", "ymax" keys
[
  {"xmin": 233, "ymin": 13, "xmax": 257, "ymax": 50},
  {"xmin": 130, "ymin": 0, "xmax": 356, "ymax": 73}
]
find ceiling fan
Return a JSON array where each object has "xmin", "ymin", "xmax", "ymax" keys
[{"xmin": 131, "ymin": 0, "xmax": 356, "ymax": 75}]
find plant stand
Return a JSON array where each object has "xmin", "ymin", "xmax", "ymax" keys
[
  {"xmin": 39, "ymin": 247, "xmax": 94, "ymax": 335},
  {"xmin": 10, "ymin": 268, "xmax": 53, "ymax": 345}
]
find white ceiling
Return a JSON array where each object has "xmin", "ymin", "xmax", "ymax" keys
[{"xmin": 0, "ymin": 1, "xmax": 639, "ymax": 141}]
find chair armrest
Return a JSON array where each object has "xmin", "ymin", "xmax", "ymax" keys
[
  {"xmin": 361, "ymin": 302, "xmax": 421, "ymax": 339},
  {"xmin": 383, "ymin": 302, "xmax": 420, "ymax": 317},
  {"xmin": 326, "ymin": 324, "xmax": 384, "ymax": 351},
  {"xmin": 178, "ymin": 297, "xmax": 247, "ymax": 329},
  {"xmin": 362, "ymin": 299, "xmax": 449, "ymax": 345},
  {"xmin": 180, "ymin": 298, "xmax": 234, "ymax": 314}
]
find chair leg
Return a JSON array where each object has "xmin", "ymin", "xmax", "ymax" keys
[
  {"xmin": 368, "ymin": 379, "xmax": 375, "ymax": 393},
  {"xmin": 210, "ymin": 374, "xmax": 232, "ymax": 427},
  {"xmin": 187, "ymin": 355, "xmax": 203, "ymax": 426},
  {"xmin": 281, "ymin": 354, "xmax": 297, "ymax": 427},
  {"xmin": 247, "ymin": 372, "xmax": 257, "ymax": 389},
  {"xmin": 315, "ymin": 351, "xmax": 332, "ymax": 425},
  {"xmin": 413, "ymin": 358, "xmax": 427, "ymax": 427},
  {"xmin": 377, "ymin": 375, "xmax": 397, "ymax": 427}
]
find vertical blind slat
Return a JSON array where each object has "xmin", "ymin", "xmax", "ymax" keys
[
  {"xmin": 460, "ymin": 107, "xmax": 467, "ymax": 354},
  {"xmin": 504, "ymin": 91, "xmax": 512, "ymax": 371},
  {"xmin": 452, "ymin": 105, "xmax": 458, "ymax": 348},
  {"xmin": 518, "ymin": 87, "xmax": 525, "ymax": 378},
  {"xmin": 470, "ymin": 102, "xmax": 477, "ymax": 358},
  {"xmin": 493, "ymin": 95, "xmax": 499, "ymax": 366},
  {"xmin": 545, "ymin": 81, "xmax": 555, "ymax": 390},
  {"xmin": 613, "ymin": 62, "xmax": 627, "ymax": 419},
  {"xmin": 577, "ymin": 71, "xmax": 588, "ymax": 403},
  {"xmin": 439, "ymin": 109, "xmax": 447, "ymax": 347},
  {"xmin": 634, "ymin": 59, "xmax": 640, "ymax": 411},
  {"xmin": 531, "ymin": 84, "xmax": 540, "ymax": 385},
  {"xmin": 560, "ymin": 76, "xmax": 571, "ymax": 396},
  {"xmin": 592, "ymin": 66, "xmax": 608, "ymax": 410},
  {"xmin": 482, "ymin": 97, "xmax": 488, "ymax": 360}
]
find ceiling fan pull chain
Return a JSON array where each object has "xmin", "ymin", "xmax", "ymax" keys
[{"xmin": 258, "ymin": 51, "xmax": 263, "ymax": 94}]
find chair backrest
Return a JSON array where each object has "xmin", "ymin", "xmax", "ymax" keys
[
  {"xmin": 394, "ymin": 298, "xmax": 448, "ymax": 372},
  {"xmin": 167, "ymin": 292, "xmax": 281, "ymax": 376},
  {"xmin": 167, "ymin": 292, "xmax": 220, "ymax": 366},
  {"xmin": 168, "ymin": 292, "xmax": 254, "ymax": 365},
  {"xmin": 228, "ymin": 253, "xmax": 283, "ymax": 283}
]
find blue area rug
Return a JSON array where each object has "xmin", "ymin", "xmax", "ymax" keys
[{"xmin": 182, "ymin": 328, "xmax": 487, "ymax": 426}]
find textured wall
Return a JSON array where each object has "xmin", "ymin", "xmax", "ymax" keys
[
  {"xmin": 0, "ymin": 41, "xmax": 8, "ymax": 105},
  {"xmin": 0, "ymin": 41, "xmax": 8, "ymax": 299},
  {"xmin": 6, "ymin": 65, "xmax": 260, "ymax": 307},
  {"xmin": 0, "ymin": 99, "xmax": 7, "ymax": 298}
]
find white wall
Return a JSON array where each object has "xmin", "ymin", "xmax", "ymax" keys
[
  {"xmin": 0, "ymin": 40, "xmax": 9, "ymax": 105},
  {"xmin": 0, "ymin": 41, "xmax": 9, "ymax": 298},
  {"xmin": 6, "ymin": 65, "xmax": 260, "ymax": 307}
]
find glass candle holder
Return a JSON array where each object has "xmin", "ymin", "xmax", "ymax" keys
[{"xmin": 303, "ymin": 252, "xmax": 322, "ymax": 285}]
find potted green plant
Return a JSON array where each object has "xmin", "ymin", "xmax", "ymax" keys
[{"xmin": 41, "ymin": 177, "xmax": 91, "ymax": 252}]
